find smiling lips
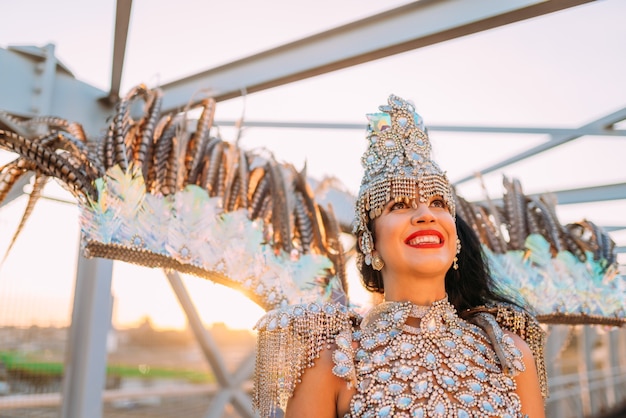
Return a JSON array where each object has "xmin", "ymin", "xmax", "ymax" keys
[{"xmin": 405, "ymin": 230, "xmax": 445, "ymax": 248}]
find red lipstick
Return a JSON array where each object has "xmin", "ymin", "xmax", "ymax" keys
[{"xmin": 404, "ymin": 230, "xmax": 445, "ymax": 248}]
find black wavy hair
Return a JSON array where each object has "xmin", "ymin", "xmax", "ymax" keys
[{"xmin": 358, "ymin": 215, "xmax": 523, "ymax": 316}]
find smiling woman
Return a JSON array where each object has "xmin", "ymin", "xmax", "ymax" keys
[{"xmin": 255, "ymin": 95, "xmax": 547, "ymax": 418}]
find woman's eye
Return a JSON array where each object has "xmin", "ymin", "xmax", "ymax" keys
[
  {"xmin": 390, "ymin": 202, "xmax": 408, "ymax": 210},
  {"xmin": 431, "ymin": 199, "xmax": 445, "ymax": 208}
]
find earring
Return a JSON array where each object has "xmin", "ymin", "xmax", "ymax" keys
[
  {"xmin": 372, "ymin": 254, "xmax": 385, "ymax": 271},
  {"xmin": 453, "ymin": 238, "xmax": 461, "ymax": 270}
]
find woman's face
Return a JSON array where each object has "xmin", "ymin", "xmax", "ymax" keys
[{"xmin": 373, "ymin": 190, "xmax": 457, "ymax": 281}]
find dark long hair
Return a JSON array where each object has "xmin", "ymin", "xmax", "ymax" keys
[{"xmin": 358, "ymin": 215, "xmax": 522, "ymax": 315}]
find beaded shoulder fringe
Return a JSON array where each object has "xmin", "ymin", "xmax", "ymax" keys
[{"xmin": 253, "ymin": 302, "xmax": 356, "ymax": 418}]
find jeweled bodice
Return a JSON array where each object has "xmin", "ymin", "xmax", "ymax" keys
[{"xmin": 333, "ymin": 298, "xmax": 524, "ymax": 418}]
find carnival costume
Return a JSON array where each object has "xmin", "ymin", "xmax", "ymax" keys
[
  {"xmin": 254, "ymin": 95, "xmax": 547, "ymax": 418},
  {"xmin": 0, "ymin": 86, "xmax": 623, "ymax": 416}
]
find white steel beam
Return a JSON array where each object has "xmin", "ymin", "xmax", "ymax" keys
[
  {"xmin": 454, "ymin": 106, "xmax": 626, "ymax": 184},
  {"xmin": 160, "ymin": 0, "xmax": 594, "ymax": 112},
  {"xmin": 213, "ymin": 119, "xmax": 626, "ymax": 137},
  {"xmin": 108, "ymin": 0, "xmax": 133, "ymax": 103}
]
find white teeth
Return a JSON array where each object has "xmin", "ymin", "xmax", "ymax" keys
[{"xmin": 408, "ymin": 235, "xmax": 441, "ymax": 245}]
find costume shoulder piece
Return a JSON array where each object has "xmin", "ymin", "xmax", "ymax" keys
[
  {"xmin": 253, "ymin": 302, "xmax": 358, "ymax": 417},
  {"xmin": 468, "ymin": 302, "xmax": 548, "ymax": 399}
]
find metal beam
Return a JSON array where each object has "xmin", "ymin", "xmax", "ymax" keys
[
  {"xmin": 0, "ymin": 46, "xmax": 114, "ymax": 136},
  {"xmin": 108, "ymin": 0, "xmax": 133, "ymax": 103},
  {"xmin": 454, "ymin": 106, "xmax": 626, "ymax": 185},
  {"xmin": 475, "ymin": 183, "xmax": 626, "ymax": 206},
  {"xmin": 160, "ymin": 0, "xmax": 593, "ymax": 112},
  {"xmin": 213, "ymin": 119, "xmax": 626, "ymax": 137},
  {"xmin": 61, "ymin": 254, "xmax": 114, "ymax": 418}
]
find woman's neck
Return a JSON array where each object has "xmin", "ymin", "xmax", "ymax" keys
[{"xmin": 383, "ymin": 273, "xmax": 446, "ymax": 306}]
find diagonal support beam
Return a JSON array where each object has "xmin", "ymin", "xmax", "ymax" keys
[
  {"xmin": 108, "ymin": 0, "xmax": 133, "ymax": 104},
  {"xmin": 164, "ymin": 270, "xmax": 255, "ymax": 418},
  {"xmin": 160, "ymin": 0, "xmax": 593, "ymax": 112},
  {"xmin": 454, "ymin": 106, "xmax": 626, "ymax": 185}
]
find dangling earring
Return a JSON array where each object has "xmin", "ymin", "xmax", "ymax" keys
[
  {"xmin": 453, "ymin": 238, "xmax": 461, "ymax": 270},
  {"xmin": 372, "ymin": 254, "xmax": 385, "ymax": 271}
]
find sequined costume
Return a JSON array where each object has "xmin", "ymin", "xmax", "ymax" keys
[
  {"xmin": 254, "ymin": 297, "xmax": 543, "ymax": 417},
  {"xmin": 335, "ymin": 297, "xmax": 525, "ymax": 418}
]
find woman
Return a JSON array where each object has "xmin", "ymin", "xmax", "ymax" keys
[{"xmin": 254, "ymin": 95, "xmax": 546, "ymax": 418}]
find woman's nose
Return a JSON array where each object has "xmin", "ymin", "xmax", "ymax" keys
[{"xmin": 411, "ymin": 203, "xmax": 436, "ymax": 224}]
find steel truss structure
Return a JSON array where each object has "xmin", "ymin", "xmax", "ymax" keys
[{"xmin": 0, "ymin": 1, "xmax": 624, "ymax": 417}]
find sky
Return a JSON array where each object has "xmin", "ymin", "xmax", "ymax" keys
[{"xmin": 0, "ymin": 0, "xmax": 625, "ymax": 331}]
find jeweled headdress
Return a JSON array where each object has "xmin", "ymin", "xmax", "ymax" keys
[{"xmin": 355, "ymin": 94, "xmax": 455, "ymax": 266}]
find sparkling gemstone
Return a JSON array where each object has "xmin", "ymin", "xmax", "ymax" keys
[
  {"xmin": 425, "ymin": 318, "xmax": 437, "ymax": 331},
  {"xmin": 434, "ymin": 402, "xmax": 446, "ymax": 414},
  {"xmin": 398, "ymin": 365, "xmax": 413, "ymax": 379},
  {"xmin": 452, "ymin": 363, "xmax": 467, "ymax": 373},
  {"xmin": 474, "ymin": 370, "xmax": 487, "ymax": 381},
  {"xmin": 376, "ymin": 320, "xmax": 390, "ymax": 329},
  {"xmin": 370, "ymin": 135, "xmax": 379, "ymax": 144},
  {"xmin": 476, "ymin": 343, "xmax": 487, "ymax": 353},
  {"xmin": 268, "ymin": 318, "xmax": 277, "ymax": 331},
  {"xmin": 333, "ymin": 350, "xmax": 349, "ymax": 363},
  {"xmin": 443, "ymin": 340, "xmax": 456, "ymax": 349},
  {"xmin": 377, "ymin": 332, "xmax": 388, "ymax": 343},
  {"xmin": 442, "ymin": 376, "xmax": 457, "ymax": 387},
  {"xmin": 363, "ymin": 338, "xmax": 377, "ymax": 349},
  {"xmin": 359, "ymin": 380, "xmax": 371, "ymax": 392},
  {"xmin": 388, "ymin": 383, "xmax": 403, "ymax": 393},
  {"xmin": 353, "ymin": 399, "xmax": 363, "ymax": 413},
  {"xmin": 398, "ymin": 117, "xmax": 408, "ymax": 127},
  {"xmin": 425, "ymin": 352, "xmax": 436, "ymax": 364},
  {"xmin": 459, "ymin": 394, "xmax": 474, "ymax": 404},
  {"xmin": 372, "ymin": 390, "xmax": 384, "ymax": 401},
  {"xmin": 400, "ymin": 342, "xmax": 415, "ymax": 352},
  {"xmin": 457, "ymin": 409, "xmax": 471, "ymax": 418},
  {"xmin": 373, "ymin": 352, "xmax": 386, "ymax": 364},
  {"xmin": 397, "ymin": 396, "xmax": 412, "ymax": 409},
  {"xmin": 292, "ymin": 306, "xmax": 304, "ymax": 316},
  {"xmin": 411, "ymin": 407, "xmax": 425, "ymax": 417},
  {"xmin": 332, "ymin": 365, "xmax": 350, "ymax": 376},
  {"xmin": 469, "ymin": 382, "xmax": 483, "ymax": 393},
  {"xmin": 308, "ymin": 302, "xmax": 320, "ymax": 313},
  {"xmin": 336, "ymin": 335, "xmax": 350, "ymax": 349},
  {"xmin": 385, "ymin": 139, "xmax": 396, "ymax": 148},
  {"xmin": 482, "ymin": 401, "xmax": 495, "ymax": 413},
  {"xmin": 391, "ymin": 156, "xmax": 400, "ymax": 165},
  {"xmin": 255, "ymin": 284, "xmax": 264, "ymax": 294},
  {"xmin": 491, "ymin": 393, "xmax": 504, "ymax": 405},
  {"xmin": 356, "ymin": 349, "xmax": 368, "ymax": 360},
  {"xmin": 412, "ymin": 380, "xmax": 429, "ymax": 395},
  {"xmin": 473, "ymin": 355, "xmax": 486, "ymax": 366},
  {"xmin": 377, "ymin": 370, "xmax": 392, "ymax": 382},
  {"xmin": 324, "ymin": 304, "xmax": 336, "ymax": 314},
  {"xmin": 378, "ymin": 405, "xmax": 392, "ymax": 417},
  {"xmin": 393, "ymin": 311, "xmax": 405, "ymax": 321},
  {"xmin": 279, "ymin": 314, "xmax": 289, "ymax": 328}
]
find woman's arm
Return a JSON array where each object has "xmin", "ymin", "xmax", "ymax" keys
[
  {"xmin": 506, "ymin": 331, "xmax": 546, "ymax": 418},
  {"xmin": 284, "ymin": 346, "xmax": 351, "ymax": 418}
]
